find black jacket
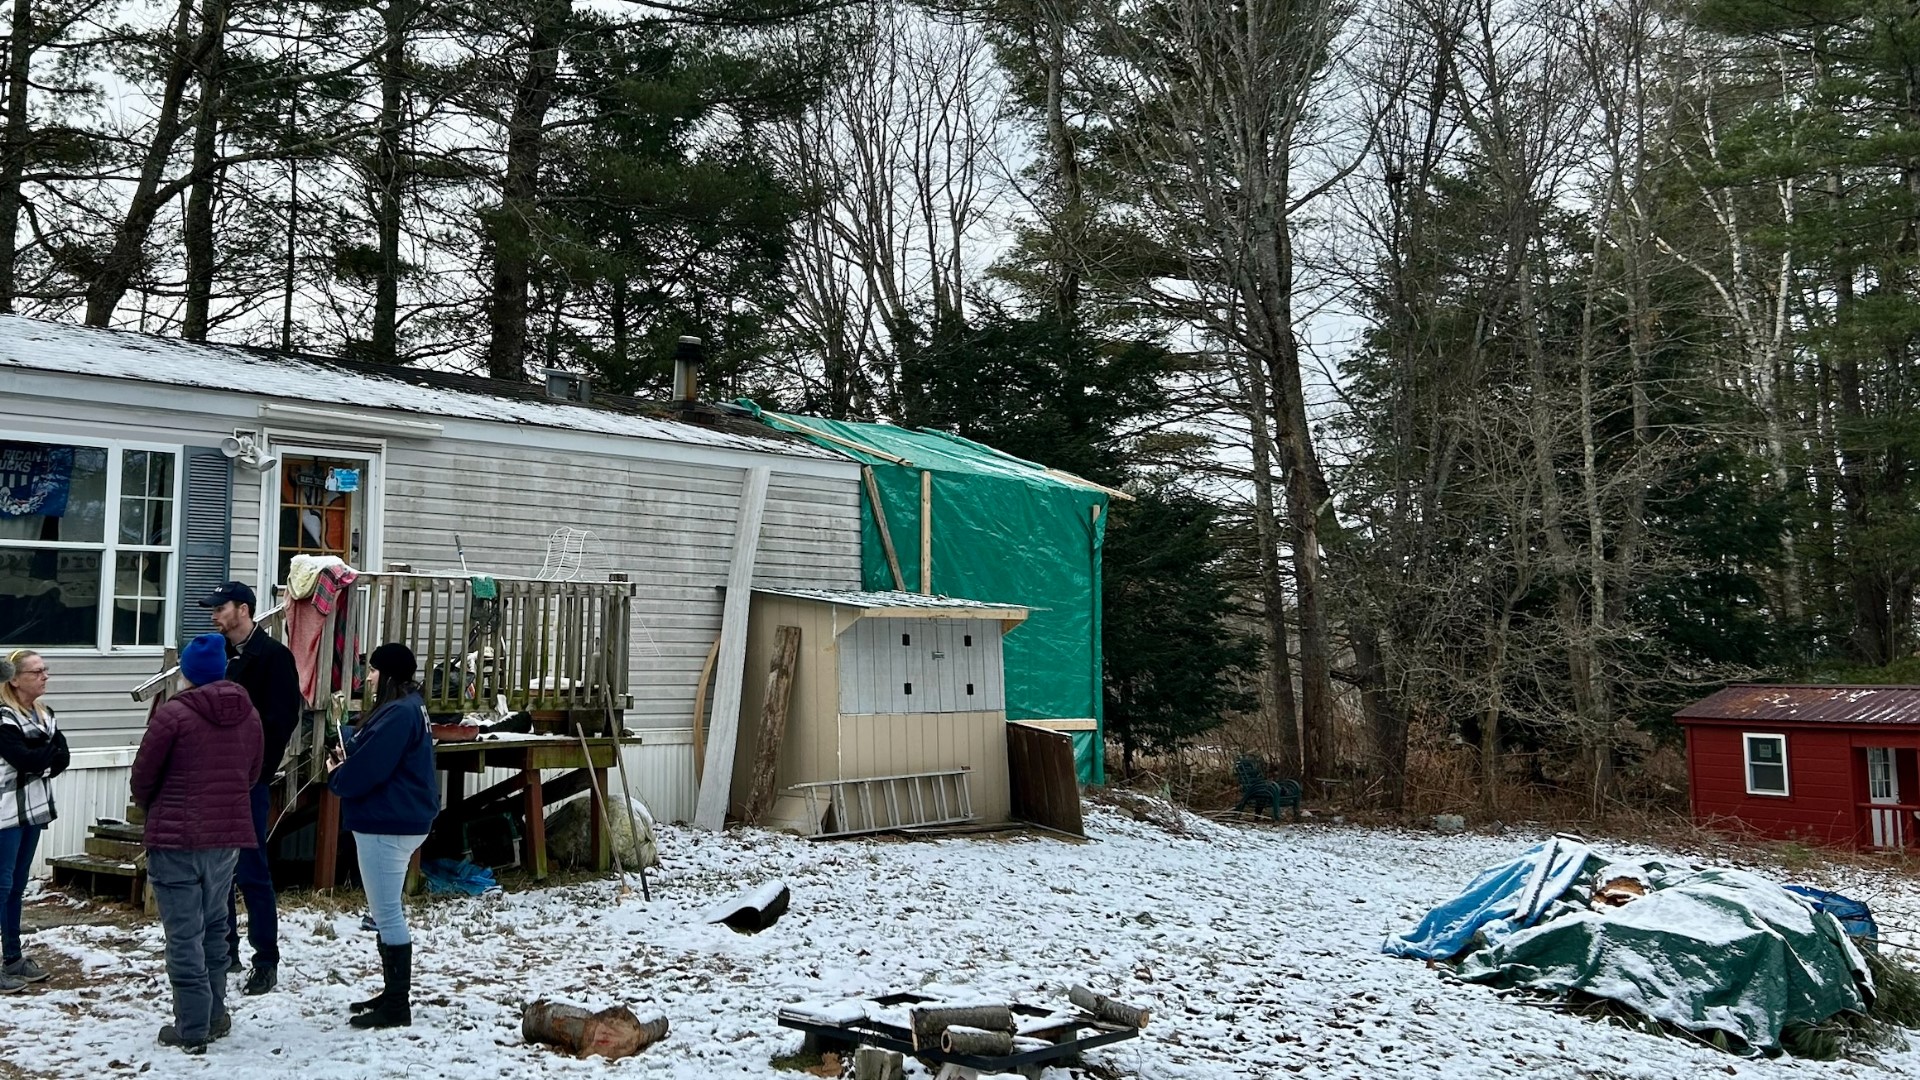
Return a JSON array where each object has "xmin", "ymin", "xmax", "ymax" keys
[{"xmin": 226, "ymin": 627, "xmax": 302, "ymax": 781}]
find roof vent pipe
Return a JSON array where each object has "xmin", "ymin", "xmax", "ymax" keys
[{"xmin": 672, "ymin": 336, "xmax": 704, "ymax": 404}]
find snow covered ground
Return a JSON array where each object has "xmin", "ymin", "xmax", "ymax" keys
[{"xmin": 4, "ymin": 802, "xmax": 1918, "ymax": 1080}]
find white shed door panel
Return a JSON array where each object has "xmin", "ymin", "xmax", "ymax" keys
[{"xmin": 840, "ymin": 617, "xmax": 1003, "ymax": 714}]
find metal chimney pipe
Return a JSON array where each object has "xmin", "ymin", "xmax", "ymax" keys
[{"xmin": 672, "ymin": 336, "xmax": 705, "ymax": 403}]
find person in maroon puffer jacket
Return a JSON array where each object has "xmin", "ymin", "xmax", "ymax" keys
[{"xmin": 130, "ymin": 633, "xmax": 263, "ymax": 1055}]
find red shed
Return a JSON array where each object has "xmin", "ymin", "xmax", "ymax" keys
[{"xmin": 1676, "ymin": 685, "xmax": 1920, "ymax": 851}]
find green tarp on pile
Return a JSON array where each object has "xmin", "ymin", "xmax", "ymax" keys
[
  {"xmin": 1459, "ymin": 867, "xmax": 1872, "ymax": 1052},
  {"xmin": 749, "ymin": 408, "xmax": 1109, "ymax": 783},
  {"xmin": 1389, "ymin": 843, "xmax": 1876, "ymax": 1055}
]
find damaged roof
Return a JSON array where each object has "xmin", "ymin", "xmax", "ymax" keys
[
  {"xmin": 1675, "ymin": 684, "xmax": 1920, "ymax": 725},
  {"xmin": 0, "ymin": 314, "xmax": 834, "ymax": 459}
]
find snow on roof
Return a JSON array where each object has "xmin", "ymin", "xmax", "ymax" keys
[
  {"xmin": 754, "ymin": 587, "xmax": 1029, "ymax": 619},
  {"xmin": 0, "ymin": 315, "xmax": 834, "ymax": 460}
]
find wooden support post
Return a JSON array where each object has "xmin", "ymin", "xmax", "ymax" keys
[
  {"xmin": 590, "ymin": 766, "xmax": 610, "ymax": 872},
  {"xmin": 862, "ymin": 466, "xmax": 906, "ymax": 592},
  {"xmin": 524, "ymin": 756, "xmax": 548, "ymax": 880},
  {"xmin": 315, "ymin": 787, "xmax": 341, "ymax": 890},
  {"xmin": 694, "ymin": 465, "xmax": 771, "ymax": 830},
  {"xmin": 918, "ymin": 469, "xmax": 932, "ymax": 594},
  {"xmin": 742, "ymin": 626, "xmax": 802, "ymax": 823}
]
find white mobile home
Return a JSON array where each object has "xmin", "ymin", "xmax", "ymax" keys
[{"xmin": 0, "ymin": 316, "xmax": 862, "ymax": 870}]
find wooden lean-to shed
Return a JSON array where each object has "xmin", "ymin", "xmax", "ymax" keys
[{"xmin": 725, "ymin": 588, "xmax": 1028, "ymax": 836}]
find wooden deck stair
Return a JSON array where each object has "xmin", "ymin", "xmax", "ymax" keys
[{"xmin": 48, "ymin": 805, "xmax": 150, "ymax": 909}]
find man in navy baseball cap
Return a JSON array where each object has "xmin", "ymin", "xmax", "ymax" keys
[{"xmin": 196, "ymin": 580, "xmax": 296, "ymax": 995}]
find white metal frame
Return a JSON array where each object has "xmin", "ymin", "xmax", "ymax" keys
[
  {"xmin": 253, "ymin": 431, "xmax": 385, "ymax": 591},
  {"xmin": 0, "ymin": 431, "xmax": 185, "ymax": 654},
  {"xmin": 1742, "ymin": 732, "xmax": 1790, "ymax": 796}
]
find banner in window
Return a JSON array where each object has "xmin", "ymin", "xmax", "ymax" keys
[{"xmin": 0, "ymin": 442, "xmax": 74, "ymax": 519}]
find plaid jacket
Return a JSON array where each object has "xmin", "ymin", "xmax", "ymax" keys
[{"xmin": 0, "ymin": 701, "xmax": 65, "ymax": 830}]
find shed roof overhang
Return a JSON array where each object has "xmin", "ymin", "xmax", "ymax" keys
[{"xmin": 752, "ymin": 587, "xmax": 1029, "ymax": 635}]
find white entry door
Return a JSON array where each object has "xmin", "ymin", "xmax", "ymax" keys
[{"xmin": 1867, "ymin": 747, "xmax": 1903, "ymax": 848}]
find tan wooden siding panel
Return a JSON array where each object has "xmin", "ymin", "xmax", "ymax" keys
[{"xmin": 833, "ymin": 712, "xmax": 1010, "ymax": 824}]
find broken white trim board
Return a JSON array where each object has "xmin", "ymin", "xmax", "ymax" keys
[{"xmin": 693, "ymin": 464, "xmax": 771, "ymax": 830}]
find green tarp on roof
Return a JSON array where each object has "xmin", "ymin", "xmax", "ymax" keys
[{"xmin": 747, "ymin": 406, "xmax": 1109, "ymax": 784}]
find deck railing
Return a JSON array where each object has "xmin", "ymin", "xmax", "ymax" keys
[
  {"xmin": 133, "ymin": 573, "xmax": 635, "ymax": 783},
  {"xmin": 356, "ymin": 572, "xmax": 634, "ymax": 715},
  {"xmin": 1858, "ymin": 802, "xmax": 1920, "ymax": 850}
]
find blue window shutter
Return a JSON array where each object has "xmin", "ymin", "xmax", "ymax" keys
[{"xmin": 177, "ymin": 446, "xmax": 233, "ymax": 643}]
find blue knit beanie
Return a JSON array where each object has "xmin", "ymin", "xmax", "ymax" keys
[{"xmin": 179, "ymin": 633, "xmax": 229, "ymax": 688}]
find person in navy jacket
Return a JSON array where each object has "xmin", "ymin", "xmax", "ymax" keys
[{"xmin": 327, "ymin": 642, "xmax": 437, "ymax": 1029}]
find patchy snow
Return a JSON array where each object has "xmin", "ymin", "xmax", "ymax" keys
[{"xmin": 4, "ymin": 808, "xmax": 1918, "ymax": 1079}]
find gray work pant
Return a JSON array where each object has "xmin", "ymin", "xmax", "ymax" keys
[{"xmin": 147, "ymin": 847, "xmax": 239, "ymax": 1042}]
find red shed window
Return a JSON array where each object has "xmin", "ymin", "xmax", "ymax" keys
[{"xmin": 1744, "ymin": 733, "xmax": 1789, "ymax": 796}]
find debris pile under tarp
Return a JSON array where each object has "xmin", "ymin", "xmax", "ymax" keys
[{"xmin": 1383, "ymin": 838, "xmax": 1878, "ymax": 1055}]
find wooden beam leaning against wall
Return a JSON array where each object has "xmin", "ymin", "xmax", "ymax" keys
[{"xmin": 693, "ymin": 466, "xmax": 772, "ymax": 830}]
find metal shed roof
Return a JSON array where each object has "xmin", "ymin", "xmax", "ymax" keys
[
  {"xmin": 753, "ymin": 587, "xmax": 1029, "ymax": 622},
  {"xmin": 0, "ymin": 315, "xmax": 834, "ymax": 459},
  {"xmin": 1674, "ymin": 684, "xmax": 1920, "ymax": 725}
]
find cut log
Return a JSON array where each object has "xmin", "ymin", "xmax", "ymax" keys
[
  {"xmin": 853, "ymin": 1045, "xmax": 905, "ymax": 1080},
  {"xmin": 521, "ymin": 1000, "xmax": 668, "ymax": 1060},
  {"xmin": 940, "ymin": 1025, "xmax": 1015, "ymax": 1056},
  {"xmin": 909, "ymin": 1004, "xmax": 1014, "ymax": 1051},
  {"xmin": 742, "ymin": 625, "xmax": 802, "ymax": 823},
  {"xmin": 1069, "ymin": 985, "xmax": 1150, "ymax": 1028}
]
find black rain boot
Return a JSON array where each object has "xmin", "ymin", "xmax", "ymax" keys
[
  {"xmin": 349, "ymin": 943, "xmax": 390, "ymax": 1015},
  {"xmin": 349, "ymin": 942, "xmax": 411, "ymax": 1029}
]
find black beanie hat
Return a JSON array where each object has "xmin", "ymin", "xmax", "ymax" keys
[{"xmin": 368, "ymin": 642, "xmax": 417, "ymax": 683}]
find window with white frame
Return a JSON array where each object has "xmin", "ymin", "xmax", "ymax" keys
[
  {"xmin": 1744, "ymin": 733, "xmax": 1789, "ymax": 796},
  {"xmin": 0, "ymin": 438, "xmax": 179, "ymax": 650}
]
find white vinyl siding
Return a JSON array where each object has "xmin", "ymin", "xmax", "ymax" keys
[
  {"xmin": 373, "ymin": 438, "xmax": 860, "ymax": 733},
  {"xmin": 5, "ymin": 363, "xmax": 861, "ymax": 779}
]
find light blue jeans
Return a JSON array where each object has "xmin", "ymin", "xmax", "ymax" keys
[{"xmin": 354, "ymin": 833, "xmax": 426, "ymax": 947}]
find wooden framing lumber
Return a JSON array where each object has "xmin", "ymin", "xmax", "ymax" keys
[
  {"xmin": 694, "ymin": 465, "xmax": 771, "ymax": 830},
  {"xmin": 918, "ymin": 469, "xmax": 932, "ymax": 595},
  {"xmin": 863, "ymin": 466, "xmax": 907, "ymax": 592}
]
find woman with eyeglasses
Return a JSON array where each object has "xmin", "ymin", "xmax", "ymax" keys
[{"xmin": 0, "ymin": 649, "xmax": 70, "ymax": 994}]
